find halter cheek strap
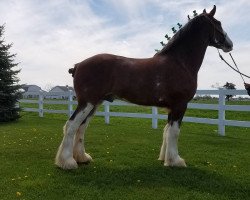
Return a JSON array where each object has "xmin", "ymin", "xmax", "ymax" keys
[
  {"xmin": 212, "ymin": 24, "xmax": 227, "ymax": 47},
  {"xmin": 214, "ymin": 32, "xmax": 227, "ymax": 47},
  {"xmin": 203, "ymin": 15, "xmax": 227, "ymax": 47}
]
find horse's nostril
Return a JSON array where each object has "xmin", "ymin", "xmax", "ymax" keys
[{"xmin": 227, "ymin": 44, "xmax": 233, "ymax": 50}]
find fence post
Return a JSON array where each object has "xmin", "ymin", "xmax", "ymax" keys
[
  {"xmin": 68, "ymin": 90, "xmax": 73, "ymax": 117},
  {"xmin": 39, "ymin": 90, "xmax": 44, "ymax": 117},
  {"xmin": 152, "ymin": 107, "xmax": 158, "ymax": 129},
  {"xmin": 218, "ymin": 88, "xmax": 225, "ymax": 136},
  {"xmin": 104, "ymin": 101, "xmax": 110, "ymax": 124}
]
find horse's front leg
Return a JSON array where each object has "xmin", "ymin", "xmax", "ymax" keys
[
  {"xmin": 159, "ymin": 106, "xmax": 187, "ymax": 167},
  {"xmin": 164, "ymin": 121, "xmax": 186, "ymax": 167}
]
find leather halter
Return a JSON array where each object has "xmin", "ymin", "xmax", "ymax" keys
[{"xmin": 203, "ymin": 15, "xmax": 227, "ymax": 48}]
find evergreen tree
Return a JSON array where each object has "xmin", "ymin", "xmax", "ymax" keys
[{"xmin": 0, "ymin": 24, "xmax": 22, "ymax": 122}]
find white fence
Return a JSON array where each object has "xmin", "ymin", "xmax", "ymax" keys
[{"xmin": 19, "ymin": 89, "xmax": 250, "ymax": 136}]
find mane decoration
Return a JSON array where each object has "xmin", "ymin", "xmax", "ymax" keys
[{"xmin": 155, "ymin": 10, "xmax": 199, "ymax": 53}]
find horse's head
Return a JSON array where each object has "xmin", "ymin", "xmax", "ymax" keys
[{"xmin": 203, "ymin": 5, "xmax": 233, "ymax": 52}]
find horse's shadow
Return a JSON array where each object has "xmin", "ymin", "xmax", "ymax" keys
[{"xmin": 56, "ymin": 163, "xmax": 248, "ymax": 198}]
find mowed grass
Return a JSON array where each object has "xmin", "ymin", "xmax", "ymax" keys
[{"xmin": 0, "ymin": 109, "xmax": 250, "ymax": 200}]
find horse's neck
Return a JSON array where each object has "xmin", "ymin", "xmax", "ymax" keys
[{"xmin": 170, "ymin": 28, "xmax": 210, "ymax": 75}]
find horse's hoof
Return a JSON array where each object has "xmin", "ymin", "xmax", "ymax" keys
[
  {"xmin": 158, "ymin": 156, "xmax": 165, "ymax": 161},
  {"xmin": 55, "ymin": 157, "xmax": 78, "ymax": 170},
  {"xmin": 164, "ymin": 157, "xmax": 187, "ymax": 167},
  {"xmin": 74, "ymin": 153, "xmax": 93, "ymax": 164}
]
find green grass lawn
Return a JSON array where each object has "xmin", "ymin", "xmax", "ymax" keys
[{"xmin": 0, "ymin": 111, "xmax": 249, "ymax": 200}]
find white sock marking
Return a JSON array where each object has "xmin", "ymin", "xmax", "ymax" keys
[
  {"xmin": 55, "ymin": 103, "xmax": 94, "ymax": 168},
  {"xmin": 73, "ymin": 115, "xmax": 93, "ymax": 160},
  {"xmin": 164, "ymin": 121, "xmax": 181, "ymax": 165},
  {"xmin": 158, "ymin": 124, "xmax": 169, "ymax": 160}
]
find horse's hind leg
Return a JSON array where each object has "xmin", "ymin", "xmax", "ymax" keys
[
  {"xmin": 55, "ymin": 103, "xmax": 94, "ymax": 169},
  {"xmin": 73, "ymin": 107, "xmax": 96, "ymax": 163}
]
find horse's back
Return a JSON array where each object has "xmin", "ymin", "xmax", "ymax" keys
[{"xmin": 73, "ymin": 53, "xmax": 155, "ymax": 85}]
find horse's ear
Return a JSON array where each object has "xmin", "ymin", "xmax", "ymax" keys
[
  {"xmin": 208, "ymin": 5, "xmax": 216, "ymax": 17},
  {"xmin": 203, "ymin": 9, "xmax": 207, "ymax": 14}
]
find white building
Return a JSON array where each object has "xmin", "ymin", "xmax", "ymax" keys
[
  {"xmin": 47, "ymin": 86, "xmax": 75, "ymax": 99},
  {"xmin": 22, "ymin": 85, "xmax": 43, "ymax": 98}
]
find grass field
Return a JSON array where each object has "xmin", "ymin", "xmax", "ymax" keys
[{"xmin": 0, "ymin": 107, "xmax": 250, "ymax": 200}]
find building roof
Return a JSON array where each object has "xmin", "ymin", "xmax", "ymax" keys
[
  {"xmin": 21, "ymin": 84, "xmax": 41, "ymax": 92},
  {"xmin": 51, "ymin": 86, "xmax": 74, "ymax": 92}
]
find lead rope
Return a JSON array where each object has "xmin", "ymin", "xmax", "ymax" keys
[
  {"xmin": 229, "ymin": 53, "xmax": 246, "ymax": 83},
  {"xmin": 217, "ymin": 49, "xmax": 250, "ymax": 80},
  {"xmin": 217, "ymin": 49, "xmax": 250, "ymax": 96}
]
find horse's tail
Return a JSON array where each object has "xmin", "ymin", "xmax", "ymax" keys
[{"xmin": 68, "ymin": 64, "xmax": 77, "ymax": 77}]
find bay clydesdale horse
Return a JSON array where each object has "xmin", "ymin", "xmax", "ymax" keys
[{"xmin": 55, "ymin": 6, "xmax": 233, "ymax": 169}]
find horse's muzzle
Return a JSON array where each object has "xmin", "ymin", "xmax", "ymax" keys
[{"xmin": 222, "ymin": 34, "xmax": 233, "ymax": 52}]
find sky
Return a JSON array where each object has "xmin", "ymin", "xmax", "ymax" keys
[{"xmin": 0, "ymin": 0, "xmax": 250, "ymax": 90}]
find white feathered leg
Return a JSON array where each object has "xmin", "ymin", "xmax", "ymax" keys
[
  {"xmin": 164, "ymin": 121, "xmax": 186, "ymax": 167},
  {"xmin": 55, "ymin": 103, "xmax": 94, "ymax": 169},
  {"xmin": 158, "ymin": 124, "xmax": 169, "ymax": 161},
  {"xmin": 73, "ymin": 115, "xmax": 93, "ymax": 163}
]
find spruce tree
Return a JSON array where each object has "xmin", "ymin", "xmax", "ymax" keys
[{"xmin": 0, "ymin": 24, "xmax": 22, "ymax": 122}]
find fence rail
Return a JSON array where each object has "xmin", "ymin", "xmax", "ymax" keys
[{"xmin": 19, "ymin": 89, "xmax": 250, "ymax": 136}]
